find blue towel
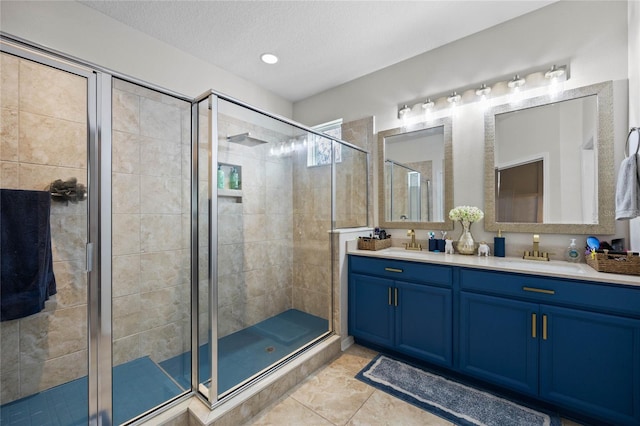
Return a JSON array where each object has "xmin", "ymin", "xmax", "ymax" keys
[{"xmin": 1, "ymin": 189, "xmax": 56, "ymax": 321}]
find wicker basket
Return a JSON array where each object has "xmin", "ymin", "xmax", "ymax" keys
[
  {"xmin": 357, "ymin": 237, "xmax": 392, "ymax": 251},
  {"xmin": 586, "ymin": 251, "xmax": 640, "ymax": 276}
]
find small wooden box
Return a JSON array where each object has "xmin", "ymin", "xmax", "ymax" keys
[
  {"xmin": 586, "ymin": 251, "xmax": 640, "ymax": 276},
  {"xmin": 357, "ymin": 237, "xmax": 392, "ymax": 251}
]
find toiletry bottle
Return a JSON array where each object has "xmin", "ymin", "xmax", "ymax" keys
[
  {"xmin": 229, "ymin": 167, "xmax": 240, "ymax": 190},
  {"xmin": 494, "ymin": 229, "xmax": 505, "ymax": 257},
  {"xmin": 565, "ymin": 238, "xmax": 581, "ymax": 263},
  {"xmin": 217, "ymin": 165, "xmax": 225, "ymax": 189}
]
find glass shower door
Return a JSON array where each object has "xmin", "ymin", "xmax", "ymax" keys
[
  {"xmin": 0, "ymin": 48, "xmax": 91, "ymax": 425},
  {"xmin": 110, "ymin": 78, "xmax": 191, "ymax": 423}
]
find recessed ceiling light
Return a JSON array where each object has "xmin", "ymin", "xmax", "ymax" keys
[{"xmin": 260, "ymin": 53, "xmax": 278, "ymax": 65}]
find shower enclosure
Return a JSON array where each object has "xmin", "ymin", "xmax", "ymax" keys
[{"xmin": 0, "ymin": 36, "xmax": 368, "ymax": 424}]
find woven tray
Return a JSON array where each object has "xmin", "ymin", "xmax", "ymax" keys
[
  {"xmin": 358, "ymin": 237, "xmax": 392, "ymax": 251},
  {"xmin": 586, "ymin": 251, "xmax": 640, "ymax": 276}
]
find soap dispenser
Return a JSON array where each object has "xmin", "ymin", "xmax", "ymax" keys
[
  {"xmin": 217, "ymin": 164, "xmax": 225, "ymax": 189},
  {"xmin": 229, "ymin": 167, "xmax": 240, "ymax": 190},
  {"xmin": 494, "ymin": 229, "xmax": 506, "ymax": 257},
  {"xmin": 565, "ymin": 238, "xmax": 581, "ymax": 263}
]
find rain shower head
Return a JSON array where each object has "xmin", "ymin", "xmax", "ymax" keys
[{"xmin": 227, "ymin": 132, "xmax": 268, "ymax": 147}]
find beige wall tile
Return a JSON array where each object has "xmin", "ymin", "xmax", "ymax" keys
[
  {"xmin": 51, "ymin": 260, "xmax": 87, "ymax": 308},
  {"xmin": 140, "ymin": 214, "xmax": 182, "ymax": 252},
  {"xmin": 1, "ymin": 107, "xmax": 18, "ymax": 161},
  {"xmin": 19, "ymin": 111, "xmax": 86, "ymax": 168},
  {"xmin": 113, "ymin": 89, "xmax": 140, "ymax": 134},
  {"xmin": 1, "ymin": 161, "xmax": 19, "ymax": 188},
  {"xmin": 113, "ymin": 294, "xmax": 143, "ymax": 339},
  {"xmin": 19, "ymin": 59, "xmax": 86, "ymax": 123},
  {"xmin": 113, "ymin": 130, "xmax": 142, "ymax": 174},
  {"xmin": 1, "ymin": 368, "xmax": 20, "ymax": 403},
  {"xmin": 141, "ymin": 175, "xmax": 181, "ymax": 214},
  {"xmin": 113, "ymin": 334, "xmax": 141, "ymax": 366},
  {"xmin": 20, "ymin": 349, "xmax": 87, "ymax": 397},
  {"xmin": 140, "ymin": 322, "xmax": 184, "ymax": 363},
  {"xmin": 113, "ymin": 254, "xmax": 141, "ymax": 297},
  {"xmin": 140, "ymin": 250, "xmax": 188, "ymax": 292},
  {"xmin": 113, "ymin": 214, "xmax": 141, "ymax": 256},
  {"xmin": 18, "ymin": 163, "xmax": 86, "ymax": 192},
  {"xmin": 1, "ymin": 321, "xmax": 19, "ymax": 375},
  {"xmin": 140, "ymin": 97, "xmax": 181, "ymax": 142},
  {"xmin": 20, "ymin": 305, "xmax": 87, "ymax": 361},
  {"xmin": 140, "ymin": 136, "xmax": 182, "ymax": 177},
  {"xmin": 113, "ymin": 172, "xmax": 141, "ymax": 214},
  {"xmin": 0, "ymin": 53, "xmax": 19, "ymax": 110},
  {"xmin": 49, "ymin": 214, "xmax": 87, "ymax": 262}
]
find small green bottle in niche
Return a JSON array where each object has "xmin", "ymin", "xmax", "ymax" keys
[
  {"xmin": 229, "ymin": 167, "xmax": 240, "ymax": 190},
  {"xmin": 217, "ymin": 165, "xmax": 224, "ymax": 189}
]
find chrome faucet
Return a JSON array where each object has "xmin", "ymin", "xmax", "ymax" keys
[
  {"xmin": 404, "ymin": 229, "xmax": 422, "ymax": 251},
  {"xmin": 523, "ymin": 234, "xmax": 550, "ymax": 261}
]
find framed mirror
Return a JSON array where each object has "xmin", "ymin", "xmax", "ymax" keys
[
  {"xmin": 378, "ymin": 118, "xmax": 453, "ymax": 230},
  {"xmin": 484, "ymin": 81, "xmax": 614, "ymax": 234}
]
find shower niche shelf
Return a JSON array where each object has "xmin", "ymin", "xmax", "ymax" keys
[
  {"xmin": 218, "ymin": 188, "xmax": 243, "ymax": 199},
  {"xmin": 217, "ymin": 162, "xmax": 242, "ymax": 200}
]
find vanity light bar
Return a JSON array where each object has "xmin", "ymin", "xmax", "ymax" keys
[{"xmin": 396, "ymin": 64, "xmax": 569, "ymax": 120}]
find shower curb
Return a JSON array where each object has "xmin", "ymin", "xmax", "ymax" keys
[{"xmin": 142, "ymin": 335, "xmax": 341, "ymax": 426}]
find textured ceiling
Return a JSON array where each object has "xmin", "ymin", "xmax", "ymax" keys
[{"xmin": 79, "ymin": 1, "xmax": 554, "ymax": 102}]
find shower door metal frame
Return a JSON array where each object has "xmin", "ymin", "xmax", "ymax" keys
[
  {"xmin": 0, "ymin": 35, "xmax": 111, "ymax": 425},
  {"xmin": 194, "ymin": 88, "xmax": 370, "ymax": 407}
]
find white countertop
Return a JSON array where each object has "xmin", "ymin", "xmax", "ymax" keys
[{"xmin": 347, "ymin": 242, "xmax": 640, "ymax": 288}]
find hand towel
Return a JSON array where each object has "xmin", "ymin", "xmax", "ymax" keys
[{"xmin": 615, "ymin": 153, "xmax": 640, "ymax": 220}]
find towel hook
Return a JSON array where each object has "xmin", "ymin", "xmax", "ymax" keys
[{"xmin": 625, "ymin": 127, "xmax": 640, "ymax": 158}]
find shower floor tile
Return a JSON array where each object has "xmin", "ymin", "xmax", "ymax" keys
[
  {"xmin": 0, "ymin": 356, "xmax": 182, "ymax": 426},
  {"xmin": 160, "ymin": 309, "xmax": 328, "ymax": 394},
  {"xmin": 0, "ymin": 309, "xmax": 326, "ymax": 425}
]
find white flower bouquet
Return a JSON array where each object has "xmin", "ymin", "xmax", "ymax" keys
[{"xmin": 449, "ymin": 205, "xmax": 484, "ymax": 223}]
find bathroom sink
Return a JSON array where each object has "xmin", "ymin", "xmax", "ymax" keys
[{"xmin": 494, "ymin": 259, "xmax": 585, "ymax": 275}]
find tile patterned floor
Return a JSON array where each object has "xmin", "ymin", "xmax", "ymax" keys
[{"xmin": 244, "ymin": 344, "xmax": 585, "ymax": 426}]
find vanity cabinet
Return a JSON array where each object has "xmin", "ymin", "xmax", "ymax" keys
[
  {"xmin": 459, "ymin": 268, "xmax": 640, "ymax": 426},
  {"xmin": 348, "ymin": 256, "xmax": 453, "ymax": 367}
]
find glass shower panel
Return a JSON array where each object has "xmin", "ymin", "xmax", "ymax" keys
[
  {"xmin": 334, "ymin": 141, "xmax": 368, "ymax": 228},
  {"xmin": 110, "ymin": 78, "xmax": 190, "ymax": 423},
  {"xmin": 0, "ymin": 52, "xmax": 89, "ymax": 424},
  {"xmin": 210, "ymin": 98, "xmax": 331, "ymax": 397}
]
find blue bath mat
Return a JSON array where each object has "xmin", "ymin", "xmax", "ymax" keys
[{"xmin": 356, "ymin": 355, "xmax": 561, "ymax": 426}]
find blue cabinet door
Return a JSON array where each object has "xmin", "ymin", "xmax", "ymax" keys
[
  {"xmin": 540, "ymin": 305, "xmax": 640, "ymax": 426},
  {"xmin": 395, "ymin": 281, "xmax": 453, "ymax": 366},
  {"xmin": 459, "ymin": 292, "xmax": 539, "ymax": 396},
  {"xmin": 349, "ymin": 273, "xmax": 394, "ymax": 348}
]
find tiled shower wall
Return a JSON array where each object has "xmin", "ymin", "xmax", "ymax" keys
[
  {"xmin": 0, "ymin": 53, "xmax": 89, "ymax": 403},
  {"xmin": 111, "ymin": 79, "xmax": 191, "ymax": 366},
  {"xmin": 292, "ymin": 117, "xmax": 372, "ymax": 323},
  {"xmin": 215, "ymin": 111, "xmax": 294, "ymax": 338}
]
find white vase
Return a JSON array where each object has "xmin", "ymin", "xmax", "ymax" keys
[{"xmin": 457, "ymin": 220, "xmax": 475, "ymax": 255}]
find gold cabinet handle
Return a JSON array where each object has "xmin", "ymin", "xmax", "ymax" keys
[
  {"xmin": 388, "ymin": 287, "xmax": 392, "ymax": 305},
  {"xmin": 522, "ymin": 286, "xmax": 555, "ymax": 295},
  {"xmin": 532, "ymin": 313, "xmax": 537, "ymax": 338},
  {"xmin": 385, "ymin": 267, "xmax": 403, "ymax": 273},
  {"xmin": 394, "ymin": 288, "xmax": 398, "ymax": 307},
  {"xmin": 542, "ymin": 314, "xmax": 548, "ymax": 340}
]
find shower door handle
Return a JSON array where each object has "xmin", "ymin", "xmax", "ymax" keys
[{"xmin": 85, "ymin": 242, "xmax": 94, "ymax": 272}]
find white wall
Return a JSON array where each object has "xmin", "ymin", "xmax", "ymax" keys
[
  {"xmin": 629, "ymin": 0, "xmax": 640, "ymax": 251},
  {"xmin": 294, "ymin": 0, "xmax": 631, "ymax": 257},
  {"xmin": 0, "ymin": 1, "xmax": 292, "ymax": 118}
]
